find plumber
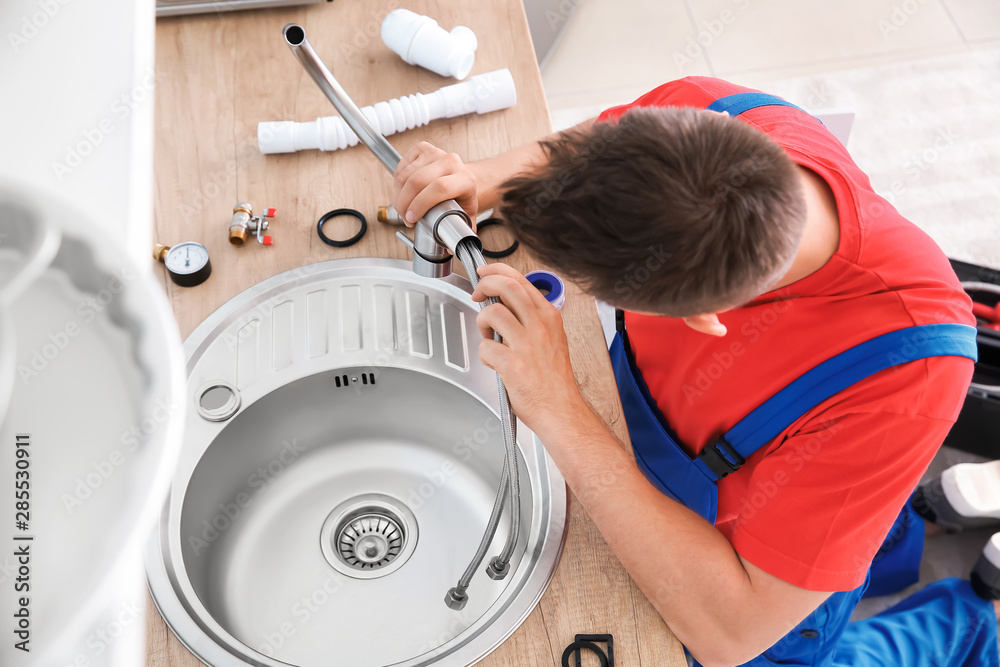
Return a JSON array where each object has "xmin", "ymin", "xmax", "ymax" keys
[{"xmin": 392, "ymin": 77, "xmax": 997, "ymax": 667}]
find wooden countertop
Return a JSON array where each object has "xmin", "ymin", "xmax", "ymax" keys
[{"xmin": 146, "ymin": 1, "xmax": 686, "ymax": 665}]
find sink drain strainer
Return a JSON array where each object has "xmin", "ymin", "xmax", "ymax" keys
[
  {"xmin": 338, "ymin": 513, "xmax": 403, "ymax": 569},
  {"xmin": 320, "ymin": 494, "xmax": 418, "ymax": 579}
]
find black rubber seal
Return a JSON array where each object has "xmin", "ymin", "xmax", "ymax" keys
[
  {"xmin": 561, "ymin": 641, "xmax": 609, "ymax": 667},
  {"xmin": 317, "ymin": 208, "xmax": 367, "ymax": 247},
  {"xmin": 476, "ymin": 218, "xmax": 519, "ymax": 258}
]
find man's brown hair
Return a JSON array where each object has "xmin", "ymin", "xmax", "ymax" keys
[{"xmin": 499, "ymin": 106, "xmax": 807, "ymax": 317}]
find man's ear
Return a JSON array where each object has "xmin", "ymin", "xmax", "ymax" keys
[{"xmin": 681, "ymin": 313, "xmax": 727, "ymax": 337}]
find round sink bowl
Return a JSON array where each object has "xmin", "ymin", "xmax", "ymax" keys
[{"xmin": 147, "ymin": 258, "xmax": 567, "ymax": 666}]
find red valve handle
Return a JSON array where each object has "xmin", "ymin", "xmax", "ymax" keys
[
  {"xmin": 262, "ymin": 236, "xmax": 274, "ymax": 245},
  {"xmin": 265, "ymin": 208, "xmax": 277, "ymax": 217}
]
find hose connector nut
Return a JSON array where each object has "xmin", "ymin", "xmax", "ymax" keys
[
  {"xmin": 486, "ymin": 556, "xmax": 510, "ymax": 580},
  {"xmin": 444, "ymin": 587, "xmax": 469, "ymax": 611}
]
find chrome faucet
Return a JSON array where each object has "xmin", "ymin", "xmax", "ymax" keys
[
  {"xmin": 283, "ymin": 23, "xmax": 477, "ymax": 278},
  {"xmin": 282, "ymin": 24, "xmax": 521, "ymax": 610}
]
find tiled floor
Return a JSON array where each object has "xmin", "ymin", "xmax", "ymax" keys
[{"xmin": 541, "ymin": 0, "xmax": 1000, "ymax": 111}]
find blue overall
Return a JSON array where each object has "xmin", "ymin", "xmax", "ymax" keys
[{"xmin": 608, "ymin": 89, "xmax": 996, "ymax": 667}]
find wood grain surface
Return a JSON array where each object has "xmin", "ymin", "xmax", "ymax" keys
[{"xmin": 147, "ymin": 1, "xmax": 686, "ymax": 665}]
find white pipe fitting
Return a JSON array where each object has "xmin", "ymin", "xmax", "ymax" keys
[
  {"xmin": 381, "ymin": 8, "xmax": 478, "ymax": 80},
  {"xmin": 258, "ymin": 69, "xmax": 516, "ymax": 155}
]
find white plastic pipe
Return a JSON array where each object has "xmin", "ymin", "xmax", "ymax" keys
[
  {"xmin": 381, "ymin": 8, "xmax": 478, "ymax": 79},
  {"xmin": 258, "ymin": 68, "xmax": 516, "ymax": 155}
]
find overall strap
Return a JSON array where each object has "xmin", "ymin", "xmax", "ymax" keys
[
  {"xmin": 694, "ymin": 323, "xmax": 979, "ymax": 480},
  {"xmin": 706, "ymin": 91, "xmax": 811, "ymax": 118}
]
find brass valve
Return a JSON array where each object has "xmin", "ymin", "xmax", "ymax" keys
[
  {"xmin": 376, "ymin": 204, "xmax": 406, "ymax": 225},
  {"xmin": 229, "ymin": 202, "xmax": 276, "ymax": 246}
]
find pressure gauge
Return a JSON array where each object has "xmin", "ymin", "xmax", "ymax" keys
[{"xmin": 153, "ymin": 242, "xmax": 212, "ymax": 287}]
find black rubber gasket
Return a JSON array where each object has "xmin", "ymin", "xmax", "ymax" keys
[
  {"xmin": 317, "ymin": 208, "xmax": 367, "ymax": 248},
  {"xmin": 561, "ymin": 641, "xmax": 609, "ymax": 667},
  {"xmin": 476, "ymin": 218, "xmax": 519, "ymax": 258}
]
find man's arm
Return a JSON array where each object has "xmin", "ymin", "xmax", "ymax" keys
[
  {"xmin": 470, "ymin": 263, "xmax": 832, "ymax": 667},
  {"xmin": 392, "ymin": 118, "xmax": 596, "ymax": 223}
]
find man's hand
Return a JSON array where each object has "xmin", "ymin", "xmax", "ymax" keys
[
  {"xmin": 393, "ymin": 142, "xmax": 479, "ymax": 225},
  {"xmin": 391, "ymin": 120, "xmax": 595, "ymax": 226},
  {"xmin": 471, "ymin": 263, "xmax": 586, "ymax": 439}
]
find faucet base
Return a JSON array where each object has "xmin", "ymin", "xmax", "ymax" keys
[{"xmin": 413, "ymin": 254, "xmax": 454, "ymax": 279}]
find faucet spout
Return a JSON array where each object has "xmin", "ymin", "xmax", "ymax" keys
[
  {"xmin": 283, "ymin": 23, "xmax": 401, "ymax": 173},
  {"xmin": 282, "ymin": 23, "xmax": 479, "ymax": 277}
]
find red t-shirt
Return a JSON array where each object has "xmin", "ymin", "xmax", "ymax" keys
[{"xmin": 598, "ymin": 77, "xmax": 975, "ymax": 592}]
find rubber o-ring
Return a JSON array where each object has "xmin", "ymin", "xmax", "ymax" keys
[
  {"xmin": 317, "ymin": 208, "xmax": 367, "ymax": 248},
  {"xmin": 476, "ymin": 218, "xmax": 519, "ymax": 258},
  {"xmin": 561, "ymin": 640, "xmax": 609, "ymax": 667}
]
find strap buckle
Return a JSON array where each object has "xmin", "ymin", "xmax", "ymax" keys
[{"xmin": 698, "ymin": 436, "xmax": 745, "ymax": 479}]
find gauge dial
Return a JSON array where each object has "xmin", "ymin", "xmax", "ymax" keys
[{"xmin": 160, "ymin": 242, "xmax": 212, "ymax": 287}]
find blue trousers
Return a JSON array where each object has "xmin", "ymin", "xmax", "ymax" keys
[{"xmin": 719, "ymin": 502, "xmax": 999, "ymax": 666}]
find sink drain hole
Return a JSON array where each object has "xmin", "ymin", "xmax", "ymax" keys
[
  {"xmin": 321, "ymin": 494, "xmax": 418, "ymax": 579},
  {"xmin": 338, "ymin": 513, "xmax": 403, "ymax": 569}
]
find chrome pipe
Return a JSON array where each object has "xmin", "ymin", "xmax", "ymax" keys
[
  {"xmin": 283, "ymin": 23, "xmax": 401, "ymax": 172},
  {"xmin": 282, "ymin": 23, "xmax": 478, "ymax": 277}
]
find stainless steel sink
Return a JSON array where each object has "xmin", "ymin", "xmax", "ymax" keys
[{"xmin": 146, "ymin": 258, "xmax": 568, "ymax": 666}]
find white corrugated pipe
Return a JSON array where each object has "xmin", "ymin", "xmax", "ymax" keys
[{"xmin": 258, "ymin": 68, "xmax": 516, "ymax": 155}]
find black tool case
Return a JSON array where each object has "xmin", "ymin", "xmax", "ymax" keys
[{"xmin": 943, "ymin": 259, "xmax": 1000, "ymax": 459}]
